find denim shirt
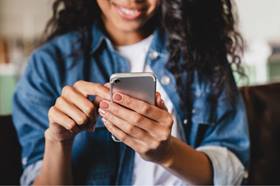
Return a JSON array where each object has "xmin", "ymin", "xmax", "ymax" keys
[{"xmin": 13, "ymin": 22, "xmax": 250, "ymax": 185}]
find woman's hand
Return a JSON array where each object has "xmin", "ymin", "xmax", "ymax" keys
[
  {"xmin": 46, "ymin": 81, "xmax": 110, "ymax": 143},
  {"xmin": 99, "ymin": 92, "xmax": 174, "ymax": 164}
]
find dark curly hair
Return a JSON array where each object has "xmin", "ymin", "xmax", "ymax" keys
[{"xmin": 43, "ymin": 0, "xmax": 244, "ymax": 123}]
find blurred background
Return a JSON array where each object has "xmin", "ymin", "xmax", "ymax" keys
[
  {"xmin": 0, "ymin": 0, "xmax": 279, "ymax": 115},
  {"xmin": 0, "ymin": 0, "xmax": 280, "ymax": 184}
]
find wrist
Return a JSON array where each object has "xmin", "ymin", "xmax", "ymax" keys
[
  {"xmin": 45, "ymin": 128, "xmax": 74, "ymax": 146},
  {"xmin": 158, "ymin": 137, "xmax": 175, "ymax": 168}
]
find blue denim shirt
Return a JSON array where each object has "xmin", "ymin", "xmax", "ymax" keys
[{"xmin": 13, "ymin": 22, "xmax": 249, "ymax": 185}]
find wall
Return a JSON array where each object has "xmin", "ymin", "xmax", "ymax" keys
[
  {"xmin": 0, "ymin": 0, "xmax": 53, "ymax": 40},
  {"xmin": 236, "ymin": 0, "xmax": 280, "ymax": 42},
  {"xmin": 1, "ymin": 0, "xmax": 279, "ymax": 42}
]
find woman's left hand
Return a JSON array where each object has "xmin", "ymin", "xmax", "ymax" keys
[{"xmin": 99, "ymin": 92, "xmax": 174, "ymax": 164}]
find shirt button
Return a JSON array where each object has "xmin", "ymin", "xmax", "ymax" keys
[
  {"xmin": 183, "ymin": 119, "xmax": 188, "ymax": 125},
  {"xmin": 161, "ymin": 75, "xmax": 171, "ymax": 85},
  {"xmin": 192, "ymin": 109, "xmax": 196, "ymax": 114},
  {"xmin": 22, "ymin": 157, "xmax": 27, "ymax": 165},
  {"xmin": 149, "ymin": 51, "xmax": 159, "ymax": 60}
]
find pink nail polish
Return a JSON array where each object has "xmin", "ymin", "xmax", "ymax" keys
[
  {"xmin": 100, "ymin": 101, "xmax": 109, "ymax": 109},
  {"xmin": 98, "ymin": 108, "xmax": 106, "ymax": 116},
  {"xmin": 113, "ymin": 93, "xmax": 122, "ymax": 101}
]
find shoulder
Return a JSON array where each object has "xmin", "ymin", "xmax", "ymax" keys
[
  {"xmin": 32, "ymin": 31, "xmax": 81, "ymax": 61},
  {"xmin": 26, "ymin": 32, "xmax": 84, "ymax": 78},
  {"xmin": 18, "ymin": 32, "xmax": 81, "ymax": 97}
]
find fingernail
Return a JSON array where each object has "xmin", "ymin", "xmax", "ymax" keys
[
  {"xmin": 98, "ymin": 108, "xmax": 106, "ymax": 116},
  {"xmin": 113, "ymin": 93, "xmax": 122, "ymax": 101},
  {"xmin": 100, "ymin": 101, "xmax": 109, "ymax": 109}
]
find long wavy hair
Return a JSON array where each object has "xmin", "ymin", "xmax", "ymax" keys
[{"xmin": 44, "ymin": 0, "xmax": 244, "ymax": 124}]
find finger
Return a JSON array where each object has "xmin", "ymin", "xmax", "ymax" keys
[
  {"xmin": 102, "ymin": 118, "xmax": 143, "ymax": 152},
  {"xmin": 55, "ymin": 97, "xmax": 89, "ymax": 126},
  {"xmin": 61, "ymin": 86, "xmax": 95, "ymax": 118},
  {"xmin": 160, "ymin": 99, "xmax": 168, "ymax": 111},
  {"xmin": 73, "ymin": 81, "xmax": 110, "ymax": 100},
  {"xmin": 48, "ymin": 106, "xmax": 80, "ymax": 133},
  {"xmin": 95, "ymin": 95, "xmax": 104, "ymax": 106},
  {"xmin": 103, "ymin": 83, "xmax": 111, "ymax": 103},
  {"xmin": 112, "ymin": 92, "xmax": 169, "ymax": 123},
  {"xmin": 155, "ymin": 92, "xmax": 168, "ymax": 111},
  {"xmin": 156, "ymin": 92, "xmax": 161, "ymax": 107},
  {"xmin": 99, "ymin": 100, "xmax": 167, "ymax": 137},
  {"xmin": 99, "ymin": 108, "xmax": 155, "ymax": 144},
  {"xmin": 104, "ymin": 83, "xmax": 110, "ymax": 88}
]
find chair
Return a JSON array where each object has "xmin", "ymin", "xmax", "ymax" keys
[
  {"xmin": 0, "ymin": 115, "xmax": 22, "ymax": 185},
  {"xmin": 240, "ymin": 83, "xmax": 280, "ymax": 184}
]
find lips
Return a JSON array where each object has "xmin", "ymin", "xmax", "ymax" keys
[{"xmin": 112, "ymin": 3, "xmax": 144, "ymax": 20}]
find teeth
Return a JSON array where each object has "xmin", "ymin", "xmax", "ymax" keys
[{"xmin": 119, "ymin": 7, "xmax": 139, "ymax": 16}]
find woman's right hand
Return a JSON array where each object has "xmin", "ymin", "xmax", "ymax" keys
[{"xmin": 46, "ymin": 81, "xmax": 110, "ymax": 143}]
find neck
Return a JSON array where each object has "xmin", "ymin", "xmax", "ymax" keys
[{"xmin": 102, "ymin": 19, "xmax": 156, "ymax": 46}]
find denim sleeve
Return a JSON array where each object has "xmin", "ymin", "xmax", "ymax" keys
[
  {"xmin": 190, "ymin": 86, "xmax": 250, "ymax": 186},
  {"xmin": 197, "ymin": 146, "xmax": 247, "ymax": 185},
  {"xmin": 20, "ymin": 161, "xmax": 43, "ymax": 185},
  {"xmin": 12, "ymin": 49, "xmax": 59, "ymax": 183},
  {"xmin": 198, "ymin": 91, "xmax": 250, "ymax": 168}
]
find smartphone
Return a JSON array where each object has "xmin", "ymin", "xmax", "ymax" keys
[
  {"xmin": 109, "ymin": 72, "xmax": 156, "ymax": 142},
  {"xmin": 110, "ymin": 72, "xmax": 156, "ymax": 105}
]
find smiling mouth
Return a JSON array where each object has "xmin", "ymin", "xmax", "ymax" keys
[{"xmin": 112, "ymin": 3, "xmax": 144, "ymax": 20}]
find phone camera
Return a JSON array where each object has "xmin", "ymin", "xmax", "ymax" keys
[{"xmin": 114, "ymin": 79, "xmax": 120, "ymax": 84}]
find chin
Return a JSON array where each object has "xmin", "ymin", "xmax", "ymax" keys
[{"xmin": 116, "ymin": 22, "xmax": 144, "ymax": 33}]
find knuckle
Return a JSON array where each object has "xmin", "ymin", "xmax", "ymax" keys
[
  {"xmin": 73, "ymin": 80, "xmax": 84, "ymax": 88},
  {"xmin": 95, "ymin": 83, "xmax": 102, "ymax": 90},
  {"xmin": 48, "ymin": 106, "xmax": 55, "ymax": 118},
  {"xmin": 134, "ymin": 115, "xmax": 143, "ymax": 123},
  {"xmin": 134, "ymin": 129, "xmax": 143, "ymax": 138},
  {"xmin": 62, "ymin": 85, "xmax": 73, "ymax": 96},
  {"xmin": 126, "ymin": 125, "xmax": 134, "ymax": 134},
  {"xmin": 140, "ymin": 104, "xmax": 150, "ymax": 114},
  {"xmin": 140, "ymin": 146, "xmax": 149, "ymax": 154},
  {"xmin": 67, "ymin": 121, "xmax": 76, "ymax": 130},
  {"xmin": 151, "ymin": 141, "xmax": 160, "ymax": 150},
  {"xmin": 166, "ymin": 114, "xmax": 173, "ymax": 127},
  {"xmin": 55, "ymin": 97, "xmax": 64, "ymax": 106},
  {"xmin": 159, "ymin": 131, "xmax": 170, "ymax": 142},
  {"xmin": 77, "ymin": 114, "xmax": 88, "ymax": 125},
  {"xmin": 161, "ymin": 135, "xmax": 169, "ymax": 142},
  {"xmin": 85, "ymin": 102, "xmax": 95, "ymax": 114},
  {"xmin": 118, "ymin": 133, "xmax": 127, "ymax": 142}
]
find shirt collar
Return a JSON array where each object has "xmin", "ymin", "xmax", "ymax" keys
[{"xmin": 90, "ymin": 21, "xmax": 168, "ymax": 55}]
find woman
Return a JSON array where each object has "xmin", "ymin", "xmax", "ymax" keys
[{"xmin": 13, "ymin": 0, "xmax": 249, "ymax": 185}]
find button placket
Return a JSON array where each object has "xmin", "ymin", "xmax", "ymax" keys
[
  {"xmin": 149, "ymin": 50, "xmax": 159, "ymax": 61},
  {"xmin": 161, "ymin": 75, "xmax": 171, "ymax": 85}
]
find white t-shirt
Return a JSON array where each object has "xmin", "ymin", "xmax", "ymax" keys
[{"xmin": 117, "ymin": 35, "xmax": 187, "ymax": 186}]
